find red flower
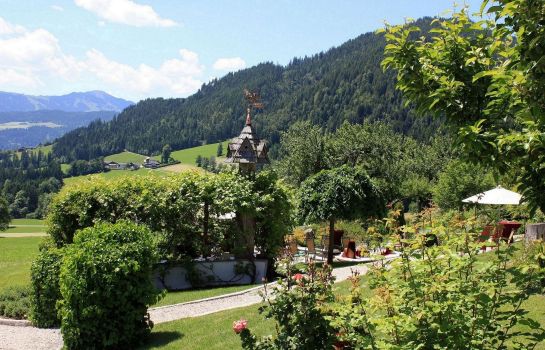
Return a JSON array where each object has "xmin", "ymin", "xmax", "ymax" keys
[{"xmin": 233, "ymin": 319, "xmax": 248, "ymax": 334}]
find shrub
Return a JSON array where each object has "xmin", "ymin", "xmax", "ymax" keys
[
  {"xmin": 58, "ymin": 221, "xmax": 161, "ymax": 349},
  {"xmin": 0, "ymin": 285, "xmax": 31, "ymax": 319},
  {"xmin": 30, "ymin": 238, "xmax": 63, "ymax": 327}
]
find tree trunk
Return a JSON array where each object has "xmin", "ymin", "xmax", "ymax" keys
[
  {"xmin": 203, "ymin": 201, "xmax": 209, "ymax": 257},
  {"xmin": 236, "ymin": 212, "xmax": 255, "ymax": 260},
  {"xmin": 327, "ymin": 217, "xmax": 335, "ymax": 264}
]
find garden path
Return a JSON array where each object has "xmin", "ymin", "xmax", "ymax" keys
[{"xmin": 0, "ymin": 262, "xmax": 378, "ymax": 349}]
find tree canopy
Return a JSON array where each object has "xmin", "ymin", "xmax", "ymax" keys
[
  {"xmin": 382, "ymin": 1, "xmax": 545, "ymax": 213},
  {"xmin": 298, "ymin": 165, "xmax": 384, "ymax": 262}
]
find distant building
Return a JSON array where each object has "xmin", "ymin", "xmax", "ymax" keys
[
  {"xmin": 143, "ymin": 157, "xmax": 160, "ymax": 169},
  {"xmin": 104, "ymin": 161, "xmax": 122, "ymax": 170},
  {"xmin": 104, "ymin": 161, "xmax": 139, "ymax": 170}
]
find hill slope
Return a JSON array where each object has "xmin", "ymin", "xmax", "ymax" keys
[
  {"xmin": 53, "ymin": 18, "xmax": 439, "ymax": 161},
  {"xmin": 0, "ymin": 91, "xmax": 133, "ymax": 113}
]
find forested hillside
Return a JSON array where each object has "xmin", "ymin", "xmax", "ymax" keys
[{"xmin": 53, "ymin": 18, "xmax": 439, "ymax": 161}]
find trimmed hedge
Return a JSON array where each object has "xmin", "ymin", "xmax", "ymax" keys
[
  {"xmin": 58, "ymin": 221, "xmax": 161, "ymax": 349},
  {"xmin": 30, "ymin": 238, "xmax": 63, "ymax": 327},
  {"xmin": 46, "ymin": 171, "xmax": 293, "ymax": 262}
]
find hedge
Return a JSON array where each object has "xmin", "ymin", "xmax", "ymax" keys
[{"xmin": 58, "ymin": 221, "xmax": 161, "ymax": 349}]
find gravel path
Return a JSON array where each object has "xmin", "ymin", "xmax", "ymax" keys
[
  {"xmin": 0, "ymin": 262, "xmax": 377, "ymax": 349},
  {"xmin": 148, "ymin": 263, "xmax": 370, "ymax": 324}
]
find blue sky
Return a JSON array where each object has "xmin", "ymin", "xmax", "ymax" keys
[{"xmin": 0, "ymin": 0, "xmax": 483, "ymax": 101}]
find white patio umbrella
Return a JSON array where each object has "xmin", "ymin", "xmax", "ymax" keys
[{"xmin": 462, "ymin": 185, "xmax": 522, "ymax": 205}]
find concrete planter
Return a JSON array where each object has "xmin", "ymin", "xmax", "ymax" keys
[{"xmin": 153, "ymin": 259, "xmax": 268, "ymax": 290}]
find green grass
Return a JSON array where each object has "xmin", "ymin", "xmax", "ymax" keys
[
  {"xmin": 154, "ymin": 285, "xmax": 257, "ymax": 308},
  {"xmin": 141, "ymin": 303, "xmax": 273, "ymax": 350},
  {"xmin": 63, "ymin": 168, "xmax": 167, "ymax": 186},
  {"xmin": 168, "ymin": 141, "xmax": 226, "ymax": 165},
  {"xmin": 0, "ymin": 237, "xmax": 43, "ymax": 290},
  {"xmin": 10, "ymin": 219, "xmax": 45, "ymax": 226},
  {"xmin": 105, "ymin": 151, "xmax": 149, "ymax": 164},
  {"xmin": 3, "ymin": 219, "xmax": 46, "ymax": 234}
]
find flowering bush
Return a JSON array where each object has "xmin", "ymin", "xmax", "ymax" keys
[{"xmin": 236, "ymin": 261, "xmax": 336, "ymax": 350}]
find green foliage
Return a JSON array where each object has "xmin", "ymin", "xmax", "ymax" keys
[
  {"xmin": 161, "ymin": 144, "xmax": 172, "ymax": 164},
  {"xmin": 298, "ymin": 165, "xmax": 384, "ymax": 262},
  {"xmin": 276, "ymin": 121, "xmax": 326, "ymax": 186},
  {"xmin": 58, "ymin": 221, "xmax": 161, "ymax": 349},
  {"xmin": 298, "ymin": 165, "xmax": 384, "ymax": 224},
  {"xmin": 29, "ymin": 238, "xmax": 63, "ymax": 327},
  {"xmin": 217, "ymin": 143, "xmax": 224, "ymax": 157},
  {"xmin": 382, "ymin": 3, "xmax": 545, "ymax": 214},
  {"xmin": 278, "ymin": 121, "xmax": 455, "ymax": 202},
  {"xmin": 0, "ymin": 285, "xmax": 31, "ymax": 320},
  {"xmin": 0, "ymin": 148, "xmax": 63, "ymax": 219},
  {"xmin": 238, "ymin": 262, "xmax": 336, "ymax": 350},
  {"xmin": 332, "ymin": 222, "xmax": 544, "ymax": 349},
  {"xmin": 433, "ymin": 159, "xmax": 496, "ymax": 210},
  {"xmin": 0, "ymin": 195, "xmax": 9, "ymax": 231},
  {"xmin": 46, "ymin": 171, "xmax": 292, "ymax": 262}
]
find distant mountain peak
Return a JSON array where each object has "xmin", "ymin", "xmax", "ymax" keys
[{"xmin": 0, "ymin": 91, "xmax": 134, "ymax": 113}]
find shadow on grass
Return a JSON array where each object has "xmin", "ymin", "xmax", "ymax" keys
[{"xmin": 141, "ymin": 330, "xmax": 184, "ymax": 349}]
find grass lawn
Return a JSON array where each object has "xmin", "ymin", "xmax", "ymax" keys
[
  {"xmin": 0, "ymin": 237, "xmax": 43, "ymax": 290},
  {"xmin": 105, "ymin": 151, "xmax": 149, "ymax": 164},
  {"xmin": 4, "ymin": 219, "xmax": 47, "ymax": 234},
  {"xmin": 167, "ymin": 141, "xmax": 227, "ymax": 166},
  {"xmin": 154, "ymin": 285, "xmax": 257, "ymax": 308},
  {"xmin": 159, "ymin": 163, "xmax": 203, "ymax": 173},
  {"xmin": 63, "ymin": 168, "xmax": 167, "ymax": 186},
  {"xmin": 10, "ymin": 219, "xmax": 45, "ymax": 226}
]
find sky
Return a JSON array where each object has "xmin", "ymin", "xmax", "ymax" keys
[{"xmin": 0, "ymin": 0, "xmax": 483, "ymax": 102}]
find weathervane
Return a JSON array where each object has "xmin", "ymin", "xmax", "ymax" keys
[{"xmin": 243, "ymin": 89, "xmax": 263, "ymax": 125}]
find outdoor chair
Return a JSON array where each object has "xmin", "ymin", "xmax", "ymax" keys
[
  {"xmin": 478, "ymin": 225, "xmax": 494, "ymax": 251},
  {"xmin": 288, "ymin": 239, "xmax": 304, "ymax": 258}
]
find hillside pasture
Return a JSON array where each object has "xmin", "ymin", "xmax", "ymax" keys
[
  {"xmin": 105, "ymin": 151, "xmax": 149, "ymax": 164},
  {"xmin": 168, "ymin": 141, "xmax": 226, "ymax": 165},
  {"xmin": 63, "ymin": 168, "xmax": 167, "ymax": 186}
]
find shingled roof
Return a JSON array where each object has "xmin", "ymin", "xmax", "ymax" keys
[{"xmin": 225, "ymin": 109, "xmax": 269, "ymax": 166}]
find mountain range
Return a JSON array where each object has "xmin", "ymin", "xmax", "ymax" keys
[
  {"xmin": 0, "ymin": 91, "xmax": 133, "ymax": 113},
  {"xmin": 0, "ymin": 91, "xmax": 133, "ymax": 150},
  {"xmin": 50, "ymin": 18, "xmax": 439, "ymax": 161}
]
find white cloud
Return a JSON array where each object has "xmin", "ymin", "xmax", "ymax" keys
[
  {"xmin": 98, "ymin": 20, "xmax": 106, "ymax": 27},
  {"xmin": 0, "ymin": 19, "xmax": 84, "ymax": 89},
  {"xmin": 74, "ymin": 0, "xmax": 178, "ymax": 27},
  {"xmin": 213, "ymin": 57, "xmax": 246, "ymax": 71},
  {"xmin": 0, "ymin": 17, "xmax": 26, "ymax": 36},
  {"xmin": 51, "ymin": 5, "xmax": 64, "ymax": 11},
  {"xmin": 0, "ymin": 16, "xmax": 202, "ymax": 100},
  {"xmin": 84, "ymin": 48, "xmax": 203, "ymax": 97},
  {"xmin": 0, "ymin": 68, "xmax": 40, "ymax": 88}
]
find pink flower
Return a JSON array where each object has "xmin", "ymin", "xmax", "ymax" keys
[
  {"xmin": 233, "ymin": 319, "xmax": 248, "ymax": 334},
  {"xmin": 293, "ymin": 273, "xmax": 304, "ymax": 281}
]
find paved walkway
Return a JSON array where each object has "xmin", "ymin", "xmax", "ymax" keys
[{"xmin": 0, "ymin": 263, "xmax": 375, "ymax": 349}]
